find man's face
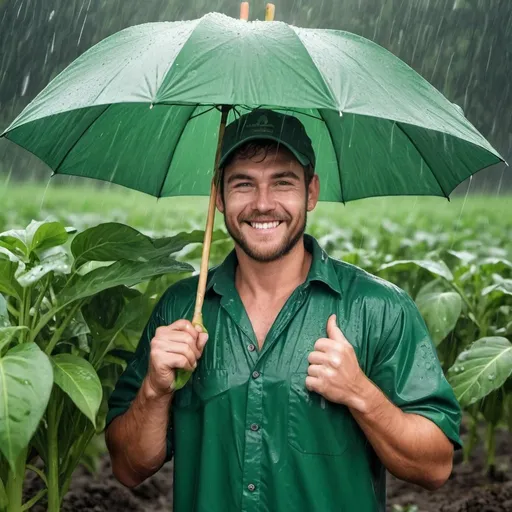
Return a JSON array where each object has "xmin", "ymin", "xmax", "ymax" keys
[{"xmin": 217, "ymin": 147, "xmax": 319, "ymax": 263}]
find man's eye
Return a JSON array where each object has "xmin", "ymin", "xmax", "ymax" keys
[
  {"xmin": 276, "ymin": 181, "xmax": 293, "ymax": 186},
  {"xmin": 234, "ymin": 182, "xmax": 252, "ymax": 188}
]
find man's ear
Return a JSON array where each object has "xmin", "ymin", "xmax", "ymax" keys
[
  {"xmin": 307, "ymin": 174, "xmax": 320, "ymax": 212},
  {"xmin": 216, "ymin": 182, "xmax": 225, "ymax": 213}
]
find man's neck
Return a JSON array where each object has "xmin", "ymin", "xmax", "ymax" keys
[{"xmin": 234, "ymin": 238, "xmax": 312, "ymax": 300}]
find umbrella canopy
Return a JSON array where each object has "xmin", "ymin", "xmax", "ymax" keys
[{"xmin": 1, "ymin": 12, "xmax": 504, "ymax": 202}]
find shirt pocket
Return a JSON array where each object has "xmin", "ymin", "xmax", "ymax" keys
[
  {"xmin": 173, "ymin": 369, "xmax": 230, "ymax": 410},
  {"xmin": 288, "ymin": 372, "xmax": 353, "ymax": 456}
]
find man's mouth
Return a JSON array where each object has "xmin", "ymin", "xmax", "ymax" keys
[{"xmin": 246, "ymin": 221, "xmax": 283, "ymax": 230}]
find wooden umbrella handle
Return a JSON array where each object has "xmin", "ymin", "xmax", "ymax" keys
[{"xmin": 192, "ymin": 106, "xmax": 230, "ymax": 328}]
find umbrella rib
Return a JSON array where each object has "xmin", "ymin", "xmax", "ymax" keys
[
  {"xmin": 396, "ymin": 122, "xmax": 449, "ymax": 200},
  {"xmin": 156, "ymin": 105, "xmax": 197, "ymax": 198},
  {"xmin": 320, "ymin": 110, "xmax": 345, "ymax": 204},
  {"xmin": 53, "ymin": 104, "xmax": 111, "ymax": 175}
]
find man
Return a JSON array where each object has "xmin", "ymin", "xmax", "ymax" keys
[{"xmin": 106, "ymin": 109, "xmax": 462, "ymax": 512}]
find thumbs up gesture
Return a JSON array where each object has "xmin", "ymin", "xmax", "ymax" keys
[{"xmin": 306, "ymin": 314, "xmax": 368, "ymax": 411}]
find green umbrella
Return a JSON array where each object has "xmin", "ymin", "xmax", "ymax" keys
[{"xmin": 0, "ymin": 6, "xmax": 505, "ymax": 385}]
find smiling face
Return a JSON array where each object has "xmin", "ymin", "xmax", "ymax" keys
[{"xmin": 217, "ymin": 144, "xmax": 319, "ymax": 263}]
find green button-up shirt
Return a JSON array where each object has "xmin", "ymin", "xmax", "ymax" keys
[{"xmin": 107, "ymin": 234, "xmax": 462, "ymax": 512}]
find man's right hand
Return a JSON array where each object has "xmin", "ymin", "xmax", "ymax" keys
[{"xmin": 143, "ymin": 319, "xmax": 209, "ymax": 399}]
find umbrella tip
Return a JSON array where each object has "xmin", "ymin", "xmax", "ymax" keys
[
  {"xmin": 265, "ymin": 3, "xmax": 275, "ymax": 21},
  {"xmin": 240, "ymin": 2, "xmax": 249, "ymax": 21}
]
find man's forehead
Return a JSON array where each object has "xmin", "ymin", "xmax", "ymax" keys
[{"xmin": 225, "ymin": 149, "xmax": 301, "ymax": 174}]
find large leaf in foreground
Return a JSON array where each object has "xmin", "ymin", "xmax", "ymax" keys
[
  {"xmin": 447, "ymin": 337, "xmax": 512, "ymax": 408},
  {"xmin": 58, "ymin": 257, "xmax": 193, "ymax": 307},
  {"xmin": 0, "ymin": 343, "xmax": 53, "ymax": 470},
  {"xmin": 377, "ymin": 259, "xmax": 453, "ymax": 281},
  {"xmin": 416, "ymin": 290, "xmax": 462, "ymax": 346},
  {"xmin": 71, "ymin": 223, "xmax": 154, "ymax": 268},
  {"xmin": 71, "ymin": 222, "xmax": 226, "ymax": 267},
  {"xmin": 51, "ymin": 354, "xmax": 102, "ymax": 427}
]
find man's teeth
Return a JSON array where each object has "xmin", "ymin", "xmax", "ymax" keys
[{"xmin": 250, "ymin": 221, "xmax": 281, "ymax": 230}]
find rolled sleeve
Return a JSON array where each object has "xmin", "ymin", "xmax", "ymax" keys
[
  {"xmin": 369, "ymin": 288, "xmax": 463, "ymax": 450},
  {"xmin": 106, "ymin": 290, "xmax": 174, "ymax": 462}
]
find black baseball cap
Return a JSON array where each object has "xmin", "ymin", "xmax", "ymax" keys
[{"xmin": 219, "ymin": 109, "xmax": 316, "ymax": 171}]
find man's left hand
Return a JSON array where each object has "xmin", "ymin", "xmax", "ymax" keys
[{"xmin": 306, "ymin": 314, "xmax": 369, "ymax": 412}]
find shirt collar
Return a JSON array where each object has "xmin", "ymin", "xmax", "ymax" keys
[{"xmin": 206, "ymin": 234, "xmax": 341, "ymax": 297}]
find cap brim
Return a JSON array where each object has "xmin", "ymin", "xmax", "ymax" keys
[{"xmin": 219, "ymin": 134, "xmax": 311, "ymax": 169}]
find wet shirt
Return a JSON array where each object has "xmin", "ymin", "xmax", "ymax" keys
[{"xmin": 106, "ymin": 234, "xmax": 462, "ymax": 512}]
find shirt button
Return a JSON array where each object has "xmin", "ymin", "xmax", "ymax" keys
[
  {"xmin": 248, "ymin": 343, "xmax": 256, "ymax": 352},
  {"xmin": 252, "ymin": 371, "xmax": 260, "ymax": 379},
  {"xmin": 250, "ymin": 423, "xmax": 259, "ymax": 431},
  {"xmin": 248, "ymin": 483, "xmax": 256, "ymax": 492}
]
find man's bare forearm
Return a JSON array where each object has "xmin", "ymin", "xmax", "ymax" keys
[
  {"xmin": 348, "ymin": 374, "xmax": 454, "ymax": 490},
  {"xmin": 106, "ymin": 378, "xmax": 173, "ymax": 488}
]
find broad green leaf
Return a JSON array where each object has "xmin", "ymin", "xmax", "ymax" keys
[
  {"xmin": 83, "ymin": 286, "xmax": 141, "ymax": 331},
  {"xmin": 377, "ymin": 259, "xmax": 453, "ymax": 281},
  {"xmin": 151, "ymin": 229, "xmax": 228, "ymax": 259},
  {"xmin": 30, "ymin": 222, "xmax": 68, "ymax": 254},
  {"xmin": 0, "ymin": 343, "xmax": 53, "ymax": 471},
  {"xmin": 0, "ymin": 259, "xmax": 22, "ymax": 299},
  {"xmin": 479, "ymin": 257, "xmax": 512, "ymax": 272},
  {"xmin": 416, "ymin": 291, "xmax": 462, "ymax": 346},
  {"xmin": 0, "ymin": 327, "xmax": 29, "ymax": 353},
  {"xmin": 447, "ymin": 250, "xmax": 476, "ymax": 265},
  {"xmin": 51, "ymin": 354, "xmax": 102, "ymax": 427},
  {"xmin": 71, "ymin": 222, "xmax": 225, "ymax": 268},
  {"xmin": 109, "ymin": 293, "xmax": 155, "ymax": 351},
  {"xmin": 0, "ymin": 229, "xmax": 29, "ymax": 258},
  {"xmin": 447, "ymin": 337, "xmax": 512, "ymax": 408},
  {"xmin": 58, "ymin": 257, "xmax": 192, "ymax": 308},
  {"xmin": 16, "ymin": 246, "xmax": 71, "ymax": 287},
  {"xmin": 482, "ymin": 278, "xmax": 512, "ymax": 297},
  {"xmin": 71, "ymin": 223, "xmax": 154, "ymax": 268}
]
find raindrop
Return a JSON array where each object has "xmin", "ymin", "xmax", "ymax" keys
[
  {"xmin": 488, "ymin": 374, "xmax": 495, "ymax": 381},
  {"xmin": 49, "ymin": 10, "xmax": 55, "ymax": 22},
  {"xmin": 21, "ymin": 73, "xmax": 30, "ymax": 96},
  {"xmin": 470, "ymin": 397, "xmax": 478, "ymax": 404},
  {"xmin": 460, "ymin": 366, "xmax": 465, "ymax": 371}
]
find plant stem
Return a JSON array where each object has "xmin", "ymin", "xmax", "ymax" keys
[
  {"xmin": 448, "ymin": 281, "xmax": 477, "ymax": 321},
  {"xmin": 5, "ymin": 447, "xmax": 28, "ymax": 512},
  {"xmin": 5, "ymin": 299, "xmax": 19, "ymax": 319},
  {"xmin": 31, "ymin": 274, "xmax": 52, "ymax": 331},
  {"xmin": 21, "ymin": 489, "xmax": 47, "ymax": 511},
  {"xmin": 44, "ymin": 301, "xmax": 82, "ymax": 355},
  {"xmin": 485, "ymin": 423, "xmax": 496, "ymax": 475},
  {"xmin": 463, "ymin": 414, "xmax": 479, "ymax": 463},
  {"xmin": 60, "ymin": 427, "xmax": 95, "ymax": 499},
  {"xmin": 47, "ymin": 395, "xmax": 61, "ymax": 512}
]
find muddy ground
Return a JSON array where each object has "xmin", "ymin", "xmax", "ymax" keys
[{"xmin": 26, "ymin": 425, "xmax": 511, "ymax": 511}]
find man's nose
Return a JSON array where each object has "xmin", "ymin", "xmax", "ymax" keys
[{"xmin": 254, "ymin": 185, "xmax": 276, "ymax": 212}]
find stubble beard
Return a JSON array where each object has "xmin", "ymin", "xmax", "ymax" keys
[{"xmin": 224, "ymin": 207, "xmax": 308, "ymax": 263}]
